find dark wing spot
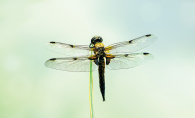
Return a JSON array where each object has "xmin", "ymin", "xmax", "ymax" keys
[
  {"xmin": 50, "ymin": 41, "xmax": 55, "ymax": 44},
  {"xmin": 73, "ymin": 58, "xmax": 77, "ymax": 60},
  {"xmin": 106, "ymin": 56, "xmax": 115, "ymax": 65},
  {"xmin": 88, "ymin": 57, "xmax": 93, "ymax": 60},
  {"xmin": 129, "ymin": 40, "xmax": 133, "ymax": 43},
  {"xmin": 143, "ymin": 53, "xmax": 149, "ymax": 55},
  {"xmin": 124, "ymin": 54, "xmax": 129, "ymax": 57},
  {"xmin": 70, "ymin": 45, "xmax": 74, "ymax": 48},
  {"xmin": 94, "ymin": 59, "xmax": 99, "ymax": 65},
  {"xmin": 146, "ymin": 34, "xmax": 151, "ymax": 37},
  {"xmin": 106, "ymin": 58, "xmax": 111, "ymax": 65},
  {"xmin": 88, "ymin": 56, "xmax": 97, "ymax": 60},
  {"xmin": 50, "ymin": 58, "xmax": 56, "ymax": 61}
]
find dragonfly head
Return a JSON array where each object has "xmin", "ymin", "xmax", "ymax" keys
[{"xmin": 89, "ymin": 36, "xmax": 103, "ymax": 48}]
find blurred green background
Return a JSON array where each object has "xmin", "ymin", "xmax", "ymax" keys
[{"xmin": 1, "ymin": 0, "xmax": 195, "ymax": 118}]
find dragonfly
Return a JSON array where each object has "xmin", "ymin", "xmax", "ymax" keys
[{"xmin": 45, "ymin": 34, "xmax": 157, "ymax": 101}]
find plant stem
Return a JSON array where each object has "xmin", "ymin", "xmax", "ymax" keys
[{"xmin": 89, "ymin": 51, "xmax": 94, "ymax": 118}]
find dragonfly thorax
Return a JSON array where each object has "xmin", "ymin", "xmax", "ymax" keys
[{"xmin": 96, "ymin": 47, "xmax": 106, "ymax": 57}]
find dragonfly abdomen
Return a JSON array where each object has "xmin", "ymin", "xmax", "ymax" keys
[{"xmin": 98, "ymin": 56, "xmax": 105, "ymax": 101}]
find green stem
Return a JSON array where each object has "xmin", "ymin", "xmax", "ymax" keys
[{"xmin": 89, "ymin": 51, "xmax": 94, "ymax": 118}]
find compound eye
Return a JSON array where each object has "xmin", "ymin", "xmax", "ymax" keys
[
  {"xmin": 100, "ymin": 38, "xmax": 103, "ymax": 42},
  {"xmin": 91, "ymin": 38, "xmax": 95, "ymax": 43},
  {"xmin": 97, "ymin": 37, "xmax": 103, "ymax": 42}
]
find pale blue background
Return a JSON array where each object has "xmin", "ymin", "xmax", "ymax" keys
[{"xmin": 1, "ymin": 0, "xmax": 195, "ymax": 118}]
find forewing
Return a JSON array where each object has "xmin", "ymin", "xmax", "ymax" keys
[
  {"xmin": 45, "ymin": 42, "xmax": 92, "ymax": 56},
  {"xmin": 45, "ymin": 57, "xmax": 98, "ymax": 72},
  {"xmin": 106, "ymin": 53, "xmax": 154, "ymax": 70},
  {"xmin": 105, "ymin": 34, "xmax": 157, "ymax": 54}
]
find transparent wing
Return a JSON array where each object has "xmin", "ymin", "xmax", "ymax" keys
[
  {"xmin": 106, "ymin": 52, "xmax": 154, "ymax": 70},
  {"xmin": 105, "ymin": 34, "xmax": 157, "ymax": 54},
  {"xmin": 45, "ymin": 42, "xmax": 92, "ymax": 56},
  {"xmin": 45, "ymin": 56, "xmax": 98, "ymax": 72}
]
